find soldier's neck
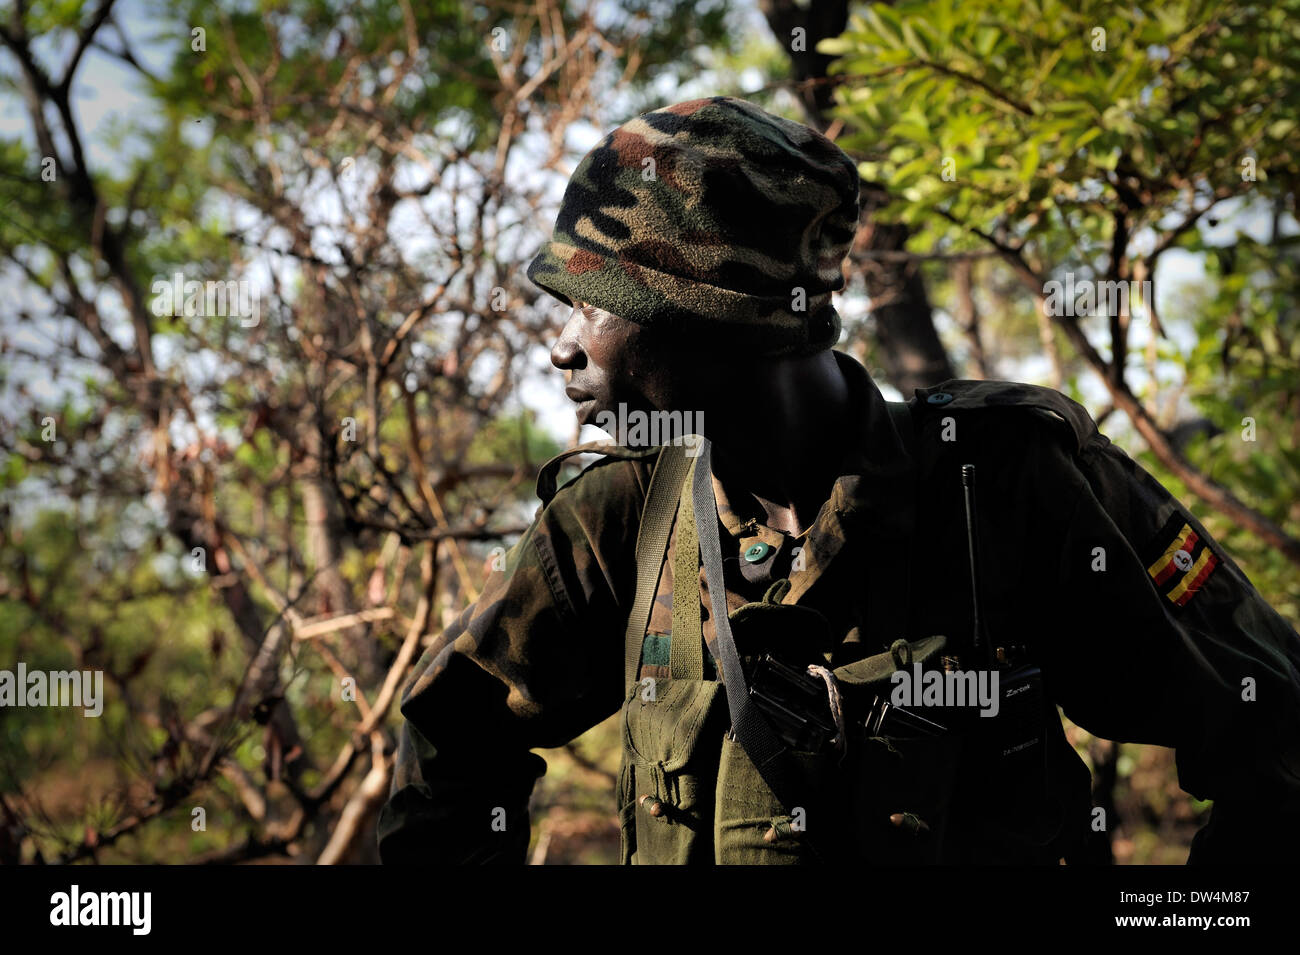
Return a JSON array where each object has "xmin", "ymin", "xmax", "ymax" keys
[{"xmin": 707, "ymin": 350, "xmax": 853, "ymax": 535}]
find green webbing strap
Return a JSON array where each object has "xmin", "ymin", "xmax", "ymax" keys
[
  {"xmin": 624, "ymin": 445, "xmax": 691, "ymax": 694},
  {"xmin": 690, "ymin": 437, "xmax": 829, "ymax": 862},
  {"xmin": 670, "ymin": 455, "xmax": 705, "ymax": 681}
]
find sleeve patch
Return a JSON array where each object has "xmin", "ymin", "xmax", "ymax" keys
[{"xmin": 1143, "ymin": 512, "xmax": 1219, "ymax": 607}]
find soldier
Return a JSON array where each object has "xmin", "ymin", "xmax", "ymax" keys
[{"xmin": 377, "ymin": 96, "xmax": 1300, "ymax": 864}]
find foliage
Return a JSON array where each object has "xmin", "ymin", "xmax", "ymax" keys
[
  {"xmin": 0, "ymin": 0, "xmax": 739, "ymax": 863},
  {"xmin": 822, "ymin": 0, "xmax": 1300, "ymax": 614}
]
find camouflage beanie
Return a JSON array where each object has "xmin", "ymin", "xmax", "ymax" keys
[{"xmin": 526, "ymin": 96, "xmax": 861, "ymax": 357}]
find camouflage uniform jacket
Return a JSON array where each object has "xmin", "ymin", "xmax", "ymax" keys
[{"xmin": 377, "ymin": 351, "xmax": 1300, "ymax": 864}]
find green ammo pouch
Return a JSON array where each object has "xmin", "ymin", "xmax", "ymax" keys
[
  {"xmin": 832, "ymin": 634, "xmax": 967, "ymax": 863},
  {"xmin": 620, "ymin": 676, "xmax": 727, "ymax": 864}
]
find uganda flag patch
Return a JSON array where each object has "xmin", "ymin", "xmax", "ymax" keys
[{"xmin": 1144, "ymin": 513, "xmax": 1218, "ymax": 607}]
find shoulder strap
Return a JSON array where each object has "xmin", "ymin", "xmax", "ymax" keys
[
  {"xmin": 692, "ymin": 438, "xmax": 831, "ymax": 861},
  {"xmin": 669, "ymin": 455, "xmax": 705, "ymax": 680},
  {"xmin": 623, "ymin": 445, "xmax": 691, "ymax": 693}
]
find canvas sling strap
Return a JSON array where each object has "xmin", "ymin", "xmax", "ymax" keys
[
  {"xmin": 670, "ymin": 452, "xmax": 705, "ymax": 680},
  {"xmin": 623, "ymin": 443, "xmax": 693, "ymax": 694},
  {"xmin": 619, "ymin": 438, "xmax": 830, "ymax": 859},
  {"xmin": 622, "ymin": 401, "xmax": 916, "ymax": 693},
  {"xmin": 688, "ymin": 436, "xmax": 834, "ymax": 861},
  {"xmin": 688, "ymin": 399, "xmax": 917, "ymax": 724},
  {"xmin": 621, "ymin": 402, "xmax": 917, "ymax": 861}
]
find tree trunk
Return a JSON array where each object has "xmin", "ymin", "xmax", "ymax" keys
[{"xmin": 759, "ymin": 0, "xmax": 956, "ymax": 394}]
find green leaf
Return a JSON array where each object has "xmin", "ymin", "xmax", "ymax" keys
[
  {"xmin": 901, "ymin": 21, "xmax": 932, "ymax": 59},
  {"xmin": 1268, "ymin": 119, "xmax": 1297, "ymax": 140},
  {"xmin": 975, "ymin": 26, "xmax": 999, "ymax": 58},
  {"xmin": 1019, "ymin": 141, "xmax": 1041, "ymax": 178},
  {"xmin": 816, "ymin": 36, "xmax": 853, "ymax": 56},
  {"xmin": 862, "ymin": 5, "xmax": 902, "ymax": 48},
  {"xmin": 1073, "ymin": 127, "xmax": 1104, "ymax": 150}
]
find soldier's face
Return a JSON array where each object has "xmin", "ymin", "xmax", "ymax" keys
[{"xmin": 550, "ymin": 302, "xmax": 686, "ymax": 426}]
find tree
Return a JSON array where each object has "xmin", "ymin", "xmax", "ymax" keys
[
  {"xmin": 759, "ymin": 0, "xmax": 957, "ymax": 394},
  {"xmin": 0, "ymin": 0, "xmax": 737, "ymax": 864},
  {"xmin": 821, "ymin": 0, "xmax": 1300, "ymax": 576}
]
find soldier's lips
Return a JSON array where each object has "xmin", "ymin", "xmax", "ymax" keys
[{"xmin": 564, "ymin": 387, "xmax": 597, "ymax": 422}]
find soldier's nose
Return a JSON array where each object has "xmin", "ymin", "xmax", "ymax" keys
[
  {"xmin": 550, "ymin": 337, "xmax": 580, "ymax": 369},
  {"xmin": 550, "ymin": 311, "xmax": 587, "ymax": 370}
]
